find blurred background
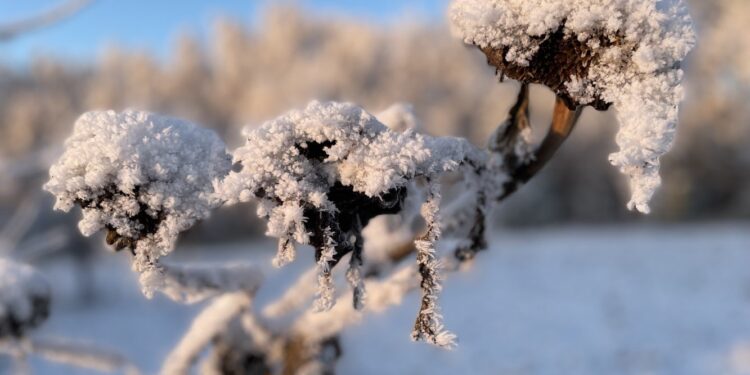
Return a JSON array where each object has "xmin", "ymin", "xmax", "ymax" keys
[{"xmin": 0, "ymin": 0, "xmax": 749, "ymax": 374}]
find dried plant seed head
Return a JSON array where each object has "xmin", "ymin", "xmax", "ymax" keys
[
  {"xmin": 218, "ymin": 101, "xmax": 480, "ymax": 311},
  {"xmin": 44, "ymin": 110, "xmax": 232, "ymax": 264},
  {"xmin": 479, "ymin": 27, "xmax": 618, "ymax": 110},
  {"xmin": 218, "ymin": 101, "xmax": 431, "ymax": 267},
  {"xmin": 450, "ymin": 0, "xmax": 696, "ymax": 213},
  {"xmin": 0, "ymin": 259, "xmax": 51, "ymax": 339}
]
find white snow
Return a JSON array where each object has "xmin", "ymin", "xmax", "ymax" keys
[
  {"xmin": 449, "ymin": 0, "xmax": 696, "ymax": 213},
  {"xmin": 216, "ymin": 101, "xmax": 434, "ymax": 279},
  {"xmin": 375, "ymin": 103, "xmax": 422, "ymax": 133},
  {"xmin": 26, "ymin": 225, "xmax": 750, "ymax": 375}
]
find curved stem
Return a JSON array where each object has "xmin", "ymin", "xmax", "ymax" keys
[
  {"xmin": 456, "ymin": 84, "xmax": 583, "ymax": 260},
  {"xmin": 497, "ymin": 88, "xmax": 583, "ymax": 201}
]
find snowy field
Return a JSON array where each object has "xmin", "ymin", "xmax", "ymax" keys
[{"xmin": 19, "ymin": 224, "xmax": 750, "ymax": 374}]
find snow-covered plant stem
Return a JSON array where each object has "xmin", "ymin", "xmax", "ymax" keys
[
  {"xmin": 411, "ymin": 179, "xmax": 456, "ymax": 348},
  {"xmin": 454, "ymin": 83, "xmax": 581, "ymax": 261},
  {"xmin": 27, "ymin": 338, "xmax": 142, "ymax": 375},
  {"xmin": 314, "ymin": 227, "xmax": 337, "ymax": 312},
  {"xmin": 162, "ymin": 292, "xmax": 254, "ymax": 375},
  {"xmin": 345, "ymin": 218, "xmax": 366, "ymax": 311}
]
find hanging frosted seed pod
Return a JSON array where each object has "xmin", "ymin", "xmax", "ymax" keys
[{"xmin": 450, "ymin": 0, "xmax": 696, "ymax": 213}]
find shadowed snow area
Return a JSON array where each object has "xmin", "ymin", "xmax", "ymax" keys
[{"xmin": 23, "ymin": 224, "xmax": 750, "ymax": 374}]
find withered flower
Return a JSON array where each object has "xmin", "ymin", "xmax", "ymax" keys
[{"xmin": 451, "ymin": 0, "xmax": 695, "ymax": 213}]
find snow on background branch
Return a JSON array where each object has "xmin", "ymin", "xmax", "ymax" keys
[{"xmin": 0, "ymin": 259, "xmax": 50, "ymax": 339}]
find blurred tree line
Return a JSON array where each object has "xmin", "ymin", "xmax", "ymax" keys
[{"xmin": 0, "ymin": 2, "xmax": 747, "ymax": 241}]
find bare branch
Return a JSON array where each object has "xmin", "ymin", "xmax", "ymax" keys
[{"xmin": 0, "ymin": 0, "xmax": 93, "ymax": 41}]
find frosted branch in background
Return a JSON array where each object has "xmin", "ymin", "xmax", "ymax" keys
[
  {"xmin": 450, "ymin": 0, "xmax": 696, "ymax": 213},
  {"xmin": 0, "ymin": 259, "xmax": 50, "ymax": 339},
  {"xmin": 291, "ymin": 265, "xmax": 417, "ymax": 345},
  {"xmin": 30, "ymin": 338, "xmax": 141, "ymax": 375},
  {"xmin": 161, "ymin": 292, "xmax": 252, "ymax": 375},
  {"xmin": 0, "ymin": 339, "xmax": 31, "ymax": 375},
  {"xmin": 141, "ymin": 262, "xmax": 264, "ymax": 304},
  {"xmin": 262, "ymin": 268, "xmax": 318, "ymax": 319}
]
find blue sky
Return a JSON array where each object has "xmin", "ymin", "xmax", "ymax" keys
[{"xmin": 0, "ymin": 0, "xmax": 449, "ymax": 66}]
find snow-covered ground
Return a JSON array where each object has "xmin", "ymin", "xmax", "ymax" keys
[{"xmin": 19, "ymin": 224, "xmax": 750, "ymax": 374}]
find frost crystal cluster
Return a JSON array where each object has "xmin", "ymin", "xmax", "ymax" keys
[
  {"xmin": 450, "ymin": 0, "xmax": 696, "ymax": 213},
  {"xmin": 0, "ymin": 259, "xmax": 51, "ymax": 338},
  {"xmin": 44, "ymin": 110, "xmax": 231, "ymax": 276},
  {"xmin": 217, "ymin": 101, "xmax": 429, "ymax": 277},
  {"xmin": 218, "ymin": 101, "xmax": 475, "ymax": 345}
]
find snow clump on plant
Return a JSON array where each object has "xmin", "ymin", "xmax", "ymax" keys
[
  {"xmin": 217, "ymin": 101, "xmax": 478, "ymax": 347},
  {"xmin": 450, "ymin": 0, "xmax": 696, "ymax": 213},
  {"xmin": 44, "ymin": 110, "xmax": 232, "ymax": 288}
]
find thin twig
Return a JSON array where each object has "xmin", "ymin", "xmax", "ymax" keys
[{"xmin": 0, "ymin": 0, "xmax": 93, "ymax": 41}]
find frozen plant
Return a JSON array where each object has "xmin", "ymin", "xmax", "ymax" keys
[
  {"xmin": 450, "ymin": 0, "xmax": 696, "ymax": 213},
  {"xmin": 44, "ymin": 110, "xmax": 232, "ymax": 297},
  {"xmin": 217, "ymin": 100, "xmax": 480, "ymax": 345},
  {"xmin": 39, "ymin": 0, "xmax": 697, "ymax": 373}
]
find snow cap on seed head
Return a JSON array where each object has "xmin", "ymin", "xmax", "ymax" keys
[
  {"xmin": 450, "ymin": 0, "xmax": 695, "ymax": 213},
  {"xmin": 44, "ymin": 110, "xmax": 232, "ymax": 259}
]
